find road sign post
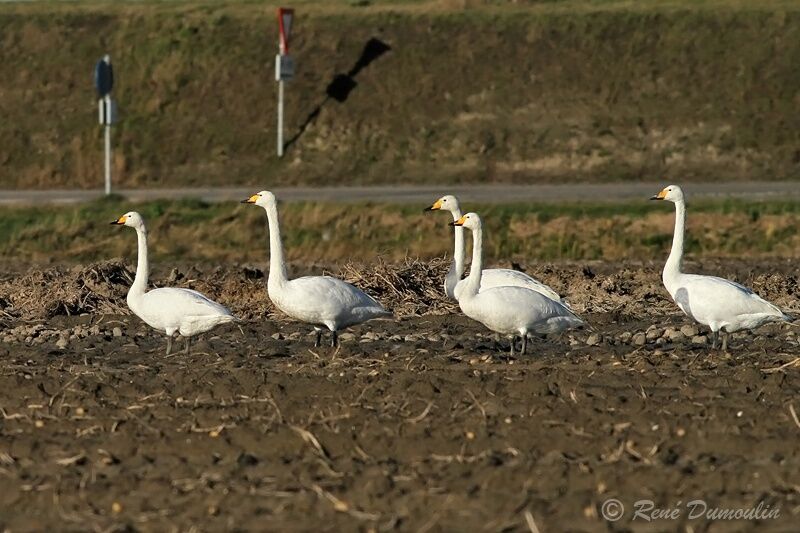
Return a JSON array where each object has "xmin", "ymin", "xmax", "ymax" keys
[
  {"xmin": 94, "ymin": 55, "xmax": 115, "ymax": 195},
  {"xmin": 276, "ymin": 8, "xmax": 295, "ymax": 157}
]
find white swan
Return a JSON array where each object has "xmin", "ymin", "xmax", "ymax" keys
[
  {"xmin": 243, "ymin": 191, "xmax": 391, "ymax": 347},
  {"xmin": 650, "ymin": 185, "xmax": 791, "ymax": 350},
  {"xmin": 426, "ymin": 195, "xmax": 564, "ymax": 303},
  {"xmin": 451, "ymin": 212, "xmax": 584, "ymax": 355},
  {"xmin": 111, "ymin": 211, "xmax": 238, "ymax": 355}
]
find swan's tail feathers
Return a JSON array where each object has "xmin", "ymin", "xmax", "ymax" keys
[
  {"xmin": 373, "ymin": 308, "xmax": 394, "ymax": 320},
  {"xmin": 568, "ymin": 316, "xmax": 587, "ymax": 331},
  {"xmin": 763, "ymin": 298, "xmax": 792, "ymax": 322},
  {"xmin": 217, "ymin": 314, "xmax": 240, "ymax": 325},
  {"xmin": 767, "ymin": 308, "xmax": 794, "ymax": 325},
  {"xmin": 573, "ymin": 316, "xmax": 592, "ymax": 332},
  {"xmin": 557, "ymin": 301, "xmax": 587, "ymax": 330},
  {"xmin": 357, "ymin": 306, "xmax": 394, "ymax": 323},
  {"xmin": 536, "ymin": 315, "xmax": 585, "ymax": 335}
]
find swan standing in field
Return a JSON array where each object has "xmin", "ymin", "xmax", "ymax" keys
[
  {"xmin": 425, "ymin": 195, "xmax": 565, "ymax": 303},
  {"xmin": 451, "ymin": 212, "xmax": 584, "ymax": 355},
  {"xmin": 650, "ymin": 185, "xmax": 791, "ymax": 350},
  {"xmin": 242, "ymin": 191, "xmax": 392, "ymax": 347},
  {"xmin": 111, "ymin": 212, "xmax": 239, "ymax": 355}
]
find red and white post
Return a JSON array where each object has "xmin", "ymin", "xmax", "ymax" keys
[{"xmin": 276, "ymin": 7, "xmax": 295, "ymax": 157}]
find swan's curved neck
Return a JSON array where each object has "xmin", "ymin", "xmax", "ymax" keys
[
  {"xmin": 463, "ymin": 223, "xmax": 483, "ymax": 297},
  {"xmin": 130, "ymin": 227, "xmax": 149, "ymax": 297},
  {"xmin": 263, "ymin": 203, "xmax": 289, "ymax": 287},
  {"xmin": 664, "ymin": 200, "xmax": 685, "ymax": 285},
  {"xmin": 445, "ymin": 207, "xmax": 465, "ymax": 297}
]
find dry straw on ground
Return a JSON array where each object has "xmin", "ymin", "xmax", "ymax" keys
[
  {"xmin": 0, "ymin": 260, "xmax": 131, "ymax": 319},
  {"xmin": 340, "ymin": 257, "xmax": 457, "ymax": 317},
  {"xmin": 0, "ymin": 258, "xmax": 457, "ymax": 321},
  {"xmin": 0, "ymin": 258, "xmax": 796, "ymax": 323}
]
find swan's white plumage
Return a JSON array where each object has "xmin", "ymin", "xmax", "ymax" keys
[
  {"xmin": 669, "ymin": 274, "xmax": 788, "ymax": 332},
  {"xmin": 128, "ymin": 287, "xmax": 236, "ymax": 337},
  {"xmin": 112, "ymin": 211, "xmax": 237, "ymax": 351},
  {"xmin": 268, "ymin": 274, "xmax": 390, "ymax": 331},
  {"xmin": 427, "ymin": 195, "xmax": 564, "ymax": 304},
  {"xmin": 452, "ymin": 212, "xmax": 583, "ymax": 351},
  {"xmin": 460, "ymin": 285, "xmax": 582, "ymax": 337},
  {"xmin": 244, "ymin": 191, "xmax": 391, "ymax": 340},
  {"xmin": 652, "ymin": 185, "xmax": 790, "ymax": 341},
  {"xmin": 455, "ymin": 267, "xmax": 562, "ymax": 303}
]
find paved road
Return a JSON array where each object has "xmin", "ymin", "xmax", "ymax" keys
[{"xmin": 0, "ymin": 182, "xmax": 798, "ymax": 205}]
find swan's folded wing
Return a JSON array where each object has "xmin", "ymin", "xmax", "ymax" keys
[
  {"xmin": 284, "ymin": 276, "xmax": 386, "ymax": 317},
  {"xmin": 466, "ymin": 285, "xmax": 580, "ymax": 335},
  {"xmin": 145, "ymin": 287, "xmax": 234, "ymax": 317},
  {"xmin": 476, "ymin": 268, "xmax": 563, "ymax": 302},
  {"xmin": 681, "ymin": 275, "xmax": 785, "ymax": 319}
]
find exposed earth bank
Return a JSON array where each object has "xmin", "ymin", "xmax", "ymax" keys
[{"xmin": 2, "ymin": 1, "xmax": 800, "ymax": 189}]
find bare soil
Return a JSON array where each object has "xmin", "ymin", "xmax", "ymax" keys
[{"xmin": 0, "ymin": 259, "xmax": 799, "ymax": 531}]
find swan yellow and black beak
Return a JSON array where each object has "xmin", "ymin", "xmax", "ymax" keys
[
  {"xmin": 424, "ymin": 198, "xmax": 443, "ymax": 213},
  {"xmin": 449, "ymin": 215, "xmax": 467, "ymax": 227},
  {"xmin": 650, "ymin": 188, "xmax": 668, "ymax": 201},
  {"xmin": 241, "ymin": 194, "xmax": 259, "ymax": 204},
  {"xmin": 110, "ymin": 215, "xmax": 127, "ymax": 225}
]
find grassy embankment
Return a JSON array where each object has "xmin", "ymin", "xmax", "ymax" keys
[
  {"xmin": 1, "ymin": 1, "xmax": 799, "ymax": 189},
  {"xmin": 0, "ymin": 198, "xmax": 798, "ymax": 266}
]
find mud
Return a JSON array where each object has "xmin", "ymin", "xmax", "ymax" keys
[{"xmin": 0, "ymin": 260, "xmax": 799, "ymax": 531}]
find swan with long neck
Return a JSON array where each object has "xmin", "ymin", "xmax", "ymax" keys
[
  {"xmin": 243, "ymin": 191, "xmax": 391, "ymax": 347},
  {"xmin": 451, "ymin": 212, "xmax": 584, "ymax": 354},
  {"xmin": 650, "ymin": 185, "xmax": 790, "ymax": 350},
  {"xmin": 425, "ymin": 195, "xmax": 564, "ymax": 303},
  {"xmin": 111, "ymin": 211, "xmax": 238, "ymax": 355}
]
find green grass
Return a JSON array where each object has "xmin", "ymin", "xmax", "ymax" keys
[{"xmin": 1, "ymin": 198, "xmax": 799, "ymax": 266}]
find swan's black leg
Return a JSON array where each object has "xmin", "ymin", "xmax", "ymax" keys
[
  {"xmin": 185, "ymin": 336, "xmax": 191, "ymax": 355},
  {"xmin": 315, "ymin": 329, "xmax": 322, "ymax": 348},
  {"xmin": 331, "ymin": 330, "xmax": 338, "ymax": 348},
  {"xmin": 166, "ymin": 336, "xmax": 172, "ymax": 356},
  {"xmin": 509, "ymin": 336, "xmax": 515, "ymax": 356},
  {"xmin": 522, "ymin": 335, "xmax": 528, "ymax": 355},
  {"xmin": 721, "ymin": 332, "xmax": 729, "ymax": 352},
  {"xmin": 711, "ymin": 330, "xmax": 719, "ymax": 349}
]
